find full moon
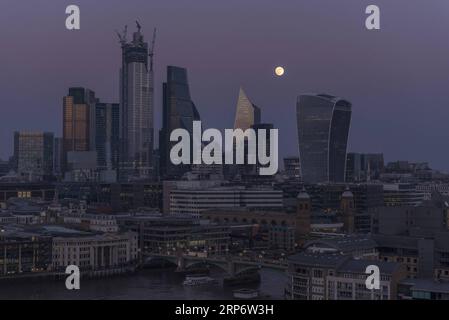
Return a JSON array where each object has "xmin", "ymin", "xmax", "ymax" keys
[{"xmin": 275, "ymin": 66, "xmax": 285, "ymax": 76}]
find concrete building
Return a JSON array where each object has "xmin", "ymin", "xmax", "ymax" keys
[
  {"xmin": 283, "ymin": 156, "xmax": 301, "ymax": 181},
  {"xmin": 371, "ymin": 193, "xmax": 449, "ymax": 279},
  {"xmin": 164, "ymin": 181, "xmax": 283, "ymax": 218},
  {"xmin": 14, "ymin": 131, "xmax": 54, "ymax": 181},
  {"xmin": 51, "ymin": 228, "xmax": 138, "ymax": 274},
  {"xmin": 285, "ymin": 252, "xmax": 406, "ymax": 300},
  {"xmin": 61, "ymin": 213, "xmax": 119, "ymax": 233},
  {"xmin": 118, "ymin": 215, "xmax": 230, "ymax": 256}
]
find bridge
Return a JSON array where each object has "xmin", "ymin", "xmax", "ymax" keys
[{"xmin": 144, "ymin": 253, "xmax": 288, "ymax": 277}]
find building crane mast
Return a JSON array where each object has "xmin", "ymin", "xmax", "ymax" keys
[
  {"xmin": 149, "ymin": 28, "xmax": 157, "ymax": 71},
  {"xmin": 115, "ymin": 25, "xmax": 128, "ymax": 46}
]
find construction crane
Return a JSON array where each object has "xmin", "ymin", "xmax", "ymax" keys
[
  {"xmin": 115, "ymin": 25, "xmax": 128, "ymax": 46},
  {"xmin": 149, "ymin": 28, "xmax": 157, "ymax": 71}
]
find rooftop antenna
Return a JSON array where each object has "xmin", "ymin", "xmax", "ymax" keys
[{"xmin": 149, "ymin": 28, "xmax": 157, "ymax": 71}]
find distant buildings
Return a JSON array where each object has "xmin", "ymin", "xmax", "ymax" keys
[
  {"xmin": 0, "ymin": 224, "xmax": 138, "ymax": 277},
  {"xmin": 0, "ymin": 159, "xmax": 11, "ymax": 177},
  {"xmin": 53, "ymin": 137, "xmax": 64, "ymax": 178},
  {"xmin": 118, "ymin": 215, "xmax": 230, "ymax": 255},
  {"xmin": 0, "ymin": 182, "xmax": 55, "ymax": 202},
  {"xmin": 159, "ymin": 66, "xmax": 200, "ymax": 179},
  {"xmin": 283, "ymin": 156, "xmax": 301, "ymax": 181},
  {"xmin": 301, "ymin": 183, "xmax": 384, "ymax": 233},
  {"xmin": 371, "ymin": 193, "xmax": 449, "ymax": 279},
  {"xmin": 164, "ymin": 180, "xmax": 283, "ymax": 218},
  {"xmin": 119, "ymin": 23, "xmax": 154, "ymax": 180},
  {"xmin": 14, "ymin": 131, "xmax": 54, "ymax": 181},
  {"xmin": 383, "ymin": 183, "xmax": 425, "ymax": 207},
  {"xmin": 56, "ymin": 181, "xmax": 162, "ymax": 213},
  {"xmin": 346, "ymin": 153, "xmax": 384, "ymax": 182},
  {"xmin": 0, "ymin": 229, "xmax": 52, "ymax": 276},
  {"xmin": 296, "ymin": 94, "xmax": 352, "ymax": 184}
]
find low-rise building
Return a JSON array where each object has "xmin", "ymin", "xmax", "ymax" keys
[{"xmin": 0, "ymin": 227, "xmax": 52, "ymax": 277}]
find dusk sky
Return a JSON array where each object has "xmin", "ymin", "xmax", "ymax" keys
[{"xmin": 1, "ymin": 0, "xmax": 449, "ymax": 170}]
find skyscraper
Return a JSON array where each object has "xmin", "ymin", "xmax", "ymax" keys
[
  {"xmin": 53, "ymin": 137, "xmax": 64, "ymax": 178},
  {"xmin": 62, "ymin": 87, "xmax": 97, "ymax": 173},
  {"xmin": 296, "ymin": 94, "xmax": 352, "ymax": 184},
  {"xmin": 234, "ymin": 87, "xmax": 261, "ymax": 131},
  {"xmin": 159, "ymin": 66, "xmax": 200, "ymax": 179},
  {"xmin": 95, "ymin": 102, "xmax": 120, "ymax": 171},
  {"xmin": 14, "ymin": 131, "xmax": 54, "ymax": 181},
  {"xmin": 118, "ymin": 22, "xmax": 154, "ymax": 180}
]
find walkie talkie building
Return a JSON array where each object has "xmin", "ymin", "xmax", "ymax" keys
[{"xmin": 296, "ymin": 94, "xmax": 352, "ymax": 184}]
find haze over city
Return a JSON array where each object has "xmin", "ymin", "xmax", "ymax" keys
[{"xmin": 1, "ymin": 0, "xmax": 449, "ymax": 170}]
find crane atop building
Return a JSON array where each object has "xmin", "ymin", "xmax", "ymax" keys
[{"xmin": 149, "ymin": 28, "xmax": 157, "ymax": 71}]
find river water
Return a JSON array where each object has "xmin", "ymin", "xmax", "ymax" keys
[{"xmin": 0, "ymin": 268, "xmax": 287, "ymax": 300}]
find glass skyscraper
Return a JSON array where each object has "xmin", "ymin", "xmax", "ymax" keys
[
  {"xmin": 62, "ymin": 87, "xmax": 96, "ymax": 173},
  {"xmin": 95, "ymin": 102, "xmax": 120, "ymax": 171},
  {"xmin": 119, "ymin": 24, "xmax": 154, "ymax": 180},
  {"xmin": 159, "ymin": 66, "xmax": 200, "ymax": 178},
  {"xmin": 296, "ymin": 94, "xmax": 352, "ymax": 184}
]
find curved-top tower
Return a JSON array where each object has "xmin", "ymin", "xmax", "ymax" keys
[{"xmin": 296, "ymin": 94, "xmax": 352, "ymax": 184}]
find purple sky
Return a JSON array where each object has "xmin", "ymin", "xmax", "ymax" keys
[{"xmin": 1, "ymin": 0, "xmax": 449, "ymax": 170}]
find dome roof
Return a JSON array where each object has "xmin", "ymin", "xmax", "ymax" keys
[
  {"xmin": 297, "ymin": 187, "xmax": 310, "ymax": 200},
  {"xmin": 342, "ymin": 187, "xmax": 354, "ymax": 198}
]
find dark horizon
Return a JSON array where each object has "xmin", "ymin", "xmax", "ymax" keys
[{"xmin": 1, "ymin": 0, "xmax": 449, "ymax": 171}]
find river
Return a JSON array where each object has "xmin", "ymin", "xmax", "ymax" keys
[{"xmin": 0, "ymin": 268, "xmax": 287, "ymax": 300}]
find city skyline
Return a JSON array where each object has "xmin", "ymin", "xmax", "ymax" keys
[{"xmin": 1, "ymin": 0, "xmax": 449, "ymax": 171}]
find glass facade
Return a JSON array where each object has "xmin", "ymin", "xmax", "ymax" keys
[
  {"xmin": 296, "ymin": 94, "xmax": 352, "ymax": 183},
  {"xmin": 62, "ymin": 87, "xmax": 96, "ymax": 172},
  {"xmin": 119, "ymin": 26, "xmax": 154, "ymax": 179},
  {"xmin": 95, "ymin": 103, "xmax": 120, "ymax": 170},
  {"xmin": 159, "ymin": 66, "xmax": 200, "ymax": 178}
]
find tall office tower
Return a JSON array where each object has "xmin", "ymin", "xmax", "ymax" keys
[
  {"xmin": 229, "ymin": 88, "xmax": 261, "ymax": 177},
  {"xmin": 95, "ymin": 102, "xmax": 120, "ymax": 171},
  {"xmin": 62, "ymin": 87, "xmax": 96, "ymax": 171},
  {"xmin": 14, "ymin": 131, "xmax": 54, "ymax": 181},
  {"xmin": 118, "ymin": 23, "xmax": 154, "ymax": 180},
  {"xmin": 234, "ymin": 87, "xmax": 261, "ymax": 131},
  {"xmin": 296, "ymin": 94, "xmax": 352, "ymax": 184},
  {"xmin": 159, "ymin": 66, "xmax": 200, "ymax": 179},
  {"xmin": 53, "ymin": 137, "xmax": 64, "ymax": 178}
]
